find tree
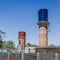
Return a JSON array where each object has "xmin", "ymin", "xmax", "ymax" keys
[
  {"xmin": 0, "ymin": 40, "xmax": 3, "ymax": 48},
  {"xmin": 26, "ymin": 43, "xmax": 31, "ymax": 47},
  {"xmin": 26, "ymin": 43, "xmax": 37, "ymax": 47},
  {"xmin": 3, "ymin": 40, "xmax": 15, "ymax": 49},
  {"xmin": 0, "ymin": 30, "xmax": 6, "ymax": 48},
  {"xmin": 49, "ymin": 44, "xmax": 56, "ymax": 47}
]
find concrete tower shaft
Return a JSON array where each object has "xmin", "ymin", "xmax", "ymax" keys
[
  {"xmin": 39, "ymin": 25, "xmax": 48, "ymax": 46},
  {"xmin": 38, "ymin": 22, "xmax": 49, "ymax": 47}
]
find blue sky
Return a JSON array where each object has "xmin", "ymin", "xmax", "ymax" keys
[{"xmin": 0, "ymin": 0, "xmax": 60, "ymax": 46}]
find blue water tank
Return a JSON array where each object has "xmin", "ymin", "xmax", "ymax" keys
[{"xmin": 38, "ymin": 9, "xmax": 48, "ymax": 22}]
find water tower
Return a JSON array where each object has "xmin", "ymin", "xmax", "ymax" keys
[
  {"xmin": 37, "ymin": 9, "xmax": 49, "ymax": 47},
  {"xmin": 36, "ymin": 9, "xmax": 60, "ymax": 53},
  {"xmin": 17, "ymin": 32, "xmax": 26, "ymax": 53},
  {"xmin": 18, "ymin": 32, "xmax": 26, "ymax": 48}
]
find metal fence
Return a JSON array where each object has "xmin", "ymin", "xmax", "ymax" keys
[
  {"xmin": 0, "ymin": 53, "xmax": 60, "ymax": 60},
  {"xmin": 39, "ymin": 53, "xmax": 55, "ymax": 60}
]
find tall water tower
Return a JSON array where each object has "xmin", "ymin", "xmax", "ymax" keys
[{"xmin": 37, "ymin": 9, "xmax": 49, "ymax": 47}]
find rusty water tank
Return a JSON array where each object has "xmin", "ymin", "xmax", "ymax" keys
[{"xmin": 18, "ymin": 32, "xmax": 26, "ymax": 48}]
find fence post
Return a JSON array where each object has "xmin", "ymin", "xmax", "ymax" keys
[
  {"xmin": 22, "ymin": 52, "xmax": 24, "ymax": 60},
  {"xmin": 37, "ymin": 52, "xmax": 40, "ymax": 60},
  {"xmin": 8, "ymin": 52, "xmax": 10, "ymax": 60},
  {"xmin": 55, "ymin": 53, "xmax": 58, "ymax": 60}
]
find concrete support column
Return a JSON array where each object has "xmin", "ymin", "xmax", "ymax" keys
[
  {"xmin": 37, "ymin": 53, "xmax": 40, "ymax": 60},
  {"xmin": 22, "ymin": 53, "xmax": 24, "ymax": 60},
  {"xmin": 8, "ymin": 52, "xmax": 10, "ymax": 60},
  {"xmin": 55, "ymin": 53, "xmax": 58, "ymax": 60}
]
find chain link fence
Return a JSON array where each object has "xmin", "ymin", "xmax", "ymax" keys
[{"xmin": 0, "ymin": 52, "xmax": 60, "ymax": 60}]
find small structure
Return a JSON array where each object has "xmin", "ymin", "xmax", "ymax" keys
[{"xmin": 25, "ymin": 47, "xmax": 36, "ymax": 53}]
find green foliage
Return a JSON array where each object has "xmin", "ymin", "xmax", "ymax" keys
[
  {"xmin": 3, "ymin": 40, "xmax": 15, "ymax": 49},
  {"xmin": 0, "ymin": 40, "xmax": 3, "ymax": 48},
  {"xmin": 26, "ymin": 43, "xmax": 37, "ymax": 47},
  {"xmin": 0, "ymin": 30, "xmax": 16, "ymax": 50},
  {"xmin": 0, "ymin": 30, "xmax": 6, "ymax": 34},
  {"xmin": 0, "ymin": 30, "xmax": 6, "ymax": 48},
  {"xmin": 49, "ymin": 44, "xmax": 57, "ymax": 47}
]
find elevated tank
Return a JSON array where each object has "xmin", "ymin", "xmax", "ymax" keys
[
  {"xmin": 18, "ymin": 32, "xmax": 26, "ymax": 48},
  {"xmin": 18, "ymin": 32, "xmax": 26, "ymax": 38},
  {"xmin": 38, "ymin": 9, "xmax": 48, "ymax": 22}
]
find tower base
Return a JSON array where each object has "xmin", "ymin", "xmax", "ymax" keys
[{"xmin": 35, "ymin": 46, "xmax": 60, "ymax": 53}]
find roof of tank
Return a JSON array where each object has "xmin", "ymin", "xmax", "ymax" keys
[
  {"xmin": 18, "ymin": 31, "xmax": 26, "ymax": 33},
  {"xmin": 38, "ymin": 9, "xmax": 48, "ymax": 12},
  {"xmin": 18, "ymin": 31, "xmax": 26, "ymax": 37}
]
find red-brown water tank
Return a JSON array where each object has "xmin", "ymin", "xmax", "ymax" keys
[
  {"xmin": 18, "ymin": 32, "xmax": 25, "ymax": 38},
  {"xmin": 18, "ymin": 32, "xmax": 26, "ymax": 48}
]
